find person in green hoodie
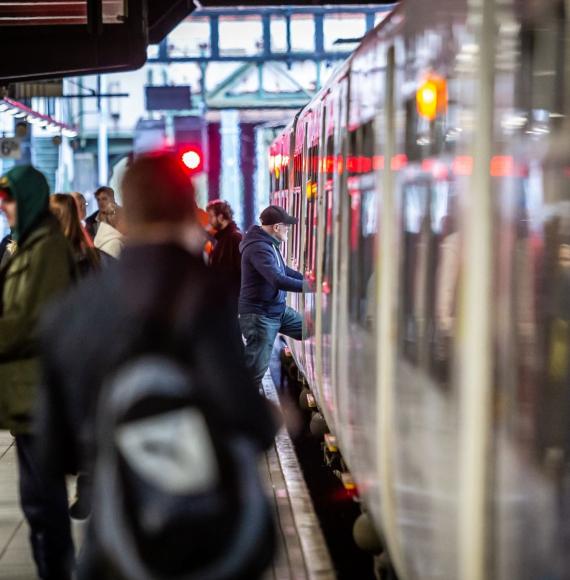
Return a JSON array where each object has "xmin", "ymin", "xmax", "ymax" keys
[{"xmin": 0, "ymin": 165, "xmax": 75, "ymax": 580}]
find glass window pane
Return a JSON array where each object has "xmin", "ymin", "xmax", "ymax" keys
[
  {"xmin": 168, "ymin": 17, "xmax": 211, "ymax": 58},
  {"xmin": 147, "ymin": 44, "xmax": 159, "ymax": 59},
  {"xmin": 219, "ymin": 16, "xmax": 263, "ymax": 57},
  {"xmin": 290, "ymin": 15, "xmax": 314, "ymax": 53},
  {"xmin": 324, "ymin": 13, "xmax": 366, "ymax": 53},
  {"xmin": 270, "ymin": 16, "xmax": 287, "ymax": 53}
]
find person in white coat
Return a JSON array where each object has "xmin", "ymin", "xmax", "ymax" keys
[{"xmin": 94, "ymin": 202, "xmax": 124, "ymax": 258}]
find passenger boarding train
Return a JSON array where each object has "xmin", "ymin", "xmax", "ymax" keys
[{"xmin": 269, "ymin": 1, "xmax": 570, "ymax": 579}]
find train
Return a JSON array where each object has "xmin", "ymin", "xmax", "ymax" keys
[{"xmin": 268, "ymin": 1, "xmax": 570, "ymax": 579}]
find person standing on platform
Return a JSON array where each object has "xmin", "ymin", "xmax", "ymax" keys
[
  {"xmin": 37, "ymin": 153, "xmax": 277, "ymax": 580},
  {"xmin": 206, "ymin": 199, "xmax": 242, "ymax": 298},
  {"xmin": 70, "ymin": 191, "xmax": 94, "ymax": 243},
  {"xmin": 85, "ymin": 186, "xmax": 115, "ymax": 240},
  {"xmin": 239, "ymin": 205, "xmax": 304, "ymax": 388},
  {"xmin": 0, "ymin": 166, "xmax": 76, "ymax": 580},
  {"xmin": 50, "ymin": 193, "xmax": 100, "ymax": 277},
  {"xmin": 71, "ymin": 191, "xmax": 88, "ymax": 224},
  {"xmin": 94, "ymin": 201, "xmax": 125, "ymax": 259}
]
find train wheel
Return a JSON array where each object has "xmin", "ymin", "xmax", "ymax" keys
[
  {"xmin": 309, "ymin": 411, "xmax": 329, "ymax": 437},
  {"xmin": 299, "ymin": 387, "xmax": 312, "ymax": 411},
  {"xmin": 353, "ymin": 512, "xmax": 382, "ymax": 554}
]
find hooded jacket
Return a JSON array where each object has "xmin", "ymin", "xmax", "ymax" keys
[
  {"xmin": 239, "ymin": 225, "xmax": 303, "ymax": 317},
  {"xmin": 94, "ymin": 221, "xmax": 124, "ymax": 259},
  {"xmin": 0, "ymin": 166, "xmax": 75, "ymax": 433}
]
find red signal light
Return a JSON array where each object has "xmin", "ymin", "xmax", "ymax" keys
[{"xmin": 181, "ymin": 146, "xmax": 204, "ymax": 174}]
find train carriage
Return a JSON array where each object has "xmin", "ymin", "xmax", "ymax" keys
[{"xmin": 268, "ymin": 1, "xmax": 570, "ymax": 579}]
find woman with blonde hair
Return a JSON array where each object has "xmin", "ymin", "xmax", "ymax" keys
[{"xmin": 50, "ymin": 193, "xmax": 100, "ymax": 276}]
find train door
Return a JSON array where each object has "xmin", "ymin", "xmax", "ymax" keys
[
  {"xmin": 314, "ymin": 99, "xmax": 332, "ymax": 418},
  {"xmin": 342, "ymin": 115, "xmax": 382, "ymax": 501},
  {"xmin": 286, "ymin": 122, "xmax": 307, "ymax": 372},
  {"xmin": 302, "ymin": 120, "xmax": 319, "ymax": 390},
  {"xmin": 332, "ymin": 76, "xmax": 352, "ymax": 452},
  {"xmin": 318, "ymin": 97, "xmax": 338, "ymax": 425}
]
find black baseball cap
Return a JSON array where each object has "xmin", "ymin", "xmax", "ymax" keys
[{"xmin": 260, "ymin": 205, "xmax": 298, "ymax": 226}]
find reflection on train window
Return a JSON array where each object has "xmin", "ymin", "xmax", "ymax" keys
[
  {"xmin": 347, "ymin": 120, "xmax": 377, "ymax": 330},
  {"xmin": 291, "ymin": 150, "xmax": 303, "ymax": 266},
  {"xmin": 304, "ymin": 144, "xmax": 318, "ymax": 285},
  {"xmin": 399, "ymin": 176, "xmax": 458, "ymax": 386},
  {"xmin": 405, "ymin": 76, "xmax": 454, "ymax": 163},
  {"xmin": 322, "ymin": 133, "xmax": 335, "ymax": 333}
]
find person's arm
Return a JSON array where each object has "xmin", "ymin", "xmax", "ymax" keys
[
  {"xmin": 0, "ymin": 239, "xmax": 73, "ymax": 360},
  {"xmin": 285, "ymin": 266, "xmax": 303, "ymax": 280},
  {"xmin": 248, "ymin": 246, "xmax": 303, "ymax": 292}
]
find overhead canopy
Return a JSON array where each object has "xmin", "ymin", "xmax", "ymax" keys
[{"xmin": 0, "ymin": 1, "xmax": 396, "ymax": 83}]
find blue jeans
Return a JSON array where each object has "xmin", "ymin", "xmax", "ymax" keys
[{"xmin": 239, "ymin": 307, "xmax": 302, "ymax": 385}]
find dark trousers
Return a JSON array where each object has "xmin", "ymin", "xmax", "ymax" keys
[
  {"xmin": 15, "ymin": 434, "xmax": 74, "ymax": 580},
  {"xmin": 239, "ymin": 306, "xmax": 302, "ymax": 385}
]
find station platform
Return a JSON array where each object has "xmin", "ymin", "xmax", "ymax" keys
[{"xmin": 0, "ymin": 372, "xmax": 335, "ymax": 580}]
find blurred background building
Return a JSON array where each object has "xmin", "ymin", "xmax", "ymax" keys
[{"xmin": 0, "ymin": 5, "xmax": 391, "ymax": 237}]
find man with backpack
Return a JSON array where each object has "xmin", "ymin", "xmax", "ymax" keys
[{"xmin": 37, "ymin": 153, "xmax": 277, "ymax": 579}]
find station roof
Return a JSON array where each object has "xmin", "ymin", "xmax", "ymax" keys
[{"xmin": 0, "ymin": 1, "xmax": 396, "ymax": 84}]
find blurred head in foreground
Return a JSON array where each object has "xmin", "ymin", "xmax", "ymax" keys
[{"xmin": 121, "ymin": 152, "xmax": 202, "ymax": 251}]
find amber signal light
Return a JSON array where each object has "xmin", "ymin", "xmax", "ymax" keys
[{"xmin": 416, "ymin": 75, "xmax": 447, "ymax": 121}]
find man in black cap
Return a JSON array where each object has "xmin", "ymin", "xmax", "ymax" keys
[{"xmin": 239, "ymin": 205, "xmax": 304, "ymax": 387}]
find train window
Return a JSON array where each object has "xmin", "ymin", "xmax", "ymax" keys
[
  {"xmin": 404, "ymin": 82, "xmax": 450, "ymax": 162},
  {"xmin": 291, "ymin": 150, "xmax": 303, "ymax": 266},
  {"xmin": 518, "ymin": 5, "xmax": 565, "ymax": 115},
  {"xmin": 398, "ymin": 176, "xmax": 458, "ymax": 385},
  {"xmin": 322, "ymin": 133, "xmax": 335, "ymax": 320},
  {"xmin": 304, "ymin": 144, "xmax": 319, "ymax": 283},
  {"xmin": 347, "ymin": 120, "xmax": 376, "ymax": 328}
]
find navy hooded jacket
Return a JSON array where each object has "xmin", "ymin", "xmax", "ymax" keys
[{"xmin": 239, "ymin": 225, "xmax": 303, "ymax": 317}]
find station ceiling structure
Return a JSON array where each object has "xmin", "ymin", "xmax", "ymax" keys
[
  {"xmin": 149, "ymin": 5, "xmax": 394, "ymax": 109},
  {"xmin": 0, "ymin": 1, "xmax": 396, "ymax": 85}
]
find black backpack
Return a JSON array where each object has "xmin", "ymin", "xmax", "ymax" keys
[{"xmin": 88, "ymin": 297, "xmax": 275, "ymax": 580}]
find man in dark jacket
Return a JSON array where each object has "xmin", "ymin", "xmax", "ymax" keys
[
  {"xmin": 239, "ymin": 205, "xmax": 304, "ymax": 387},
  {"xmin": 38, "ymin": 154, "xmax": 277, "ymax": 579},
  {"xmin": 206, "ymin": 199, "xmax": 242, "ymax": 295},
  {"xmin": 84, "ymin": 185, "xmax": 115, "ymax": 240},
  {"xmin": 0, "ymin": 166, "xmax": 76, "ymax": 580}
]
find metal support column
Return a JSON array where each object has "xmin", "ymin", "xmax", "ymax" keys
[
  {"xmin": 97, "ymin": 75, "xmax": 108, "ymax": 185},
  {"xmin": 210, "ymin": 15, "xmax": 220, "ymax": 59}
]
